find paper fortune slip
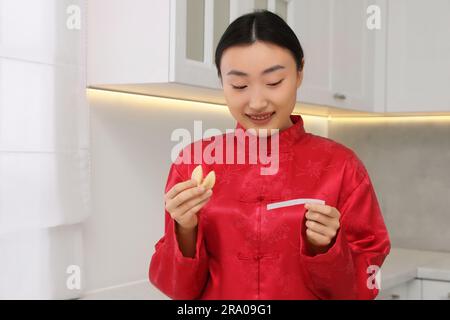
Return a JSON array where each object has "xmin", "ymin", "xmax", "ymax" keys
[{"xmin": 266, "ymin": 198, "xmax": 326, "ymax": 210}]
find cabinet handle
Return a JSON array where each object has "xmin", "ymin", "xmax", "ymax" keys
[
  {"xmin": 390, "ymin": 294, "xmax": 400, "ymax": 300},
  {"xmin": 333, "ymin": 93, "xmax": 347, "ymax": 100}
]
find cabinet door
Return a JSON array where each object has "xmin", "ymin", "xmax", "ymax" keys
[
  {"xmin": 377, "ymin": 279, "xmax": 422, "ymax": 300},
  {"xmin": 386, "ymin": 0, "xmax": 450, "ymax": 113},
  {"xmin": 422, "ymin": 280, "xmax": 450, "ymax": 300},
  {"xmin": 377, "ymin": 282, "xmax": 408, "ymax": 300},
  {"xmin": 230, "ymin": 0, "xmax": 288, "ymax": 21},
  {"xmin": 289, "ymin": 0, "xmax": 385, "ymax": 113},
  {"xmin": 230, "ymin": 0, "xmax": 255, "ymax": 20},
  {"xmin": 173, "ymin": 0, "xmax": 228, "ymax": 90},
  {"xmin": 176, "ymin": 0, "xmax": 288, "ymax": 90},
  {"xmin": 87, "ymin": 0, "xmax": 171, "ymax": 85}
]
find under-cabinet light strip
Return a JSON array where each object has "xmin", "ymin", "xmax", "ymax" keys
[{"xmin": 87, "ymin": 88, "xmax": 450, "ymax": 121}]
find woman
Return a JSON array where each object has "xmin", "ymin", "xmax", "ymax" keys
[{"xmin": 149, "ymin": 10, "xmax": 390, "ymax": 300}]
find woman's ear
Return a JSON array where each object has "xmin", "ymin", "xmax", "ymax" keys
[{"xmin": 296, "ymin": 58, "xmax": 305, "ymax": 88}]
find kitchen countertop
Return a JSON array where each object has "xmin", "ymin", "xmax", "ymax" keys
[{"xmin": 380, "ymin": 248, "xmax": 450, "ymax": 290}]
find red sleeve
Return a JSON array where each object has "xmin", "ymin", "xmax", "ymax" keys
[
  {"xmin": 148, "ymin": 159, "xmax": 209, "ymax": 300},
  {"xmin": 299, "ymin": 154, "xmax": 391, "ymax": 300}
]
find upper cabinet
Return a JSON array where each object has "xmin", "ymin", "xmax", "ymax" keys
[
  {"xmin": 290, "ymin": 0, "xmax": 450, "ymax": 114},
  {"xmin": 288, "ymin": 0, "xmax": 386, "ymax": 114},
  {"xmin": 87, "ymin": 0, "xmax": 292, "ymax": 104},
  {"xmin": 88, "ymin": 0, "xmax": 225, "ymax": 102},
  {"xmin": 386, "ymin": 0, "xmax": 450, "ymax": 113},
  {"xmin": 231, "ymin": 0, "xmax": 288, "ymax": 21},
  {"xmin": 88, "ymin": 0, "xmax": 450, "ymax": 114}
]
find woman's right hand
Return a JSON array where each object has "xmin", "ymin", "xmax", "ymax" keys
[{"xmin": 164, "ymin": 179, "xmax": 213, "ymax": 230}]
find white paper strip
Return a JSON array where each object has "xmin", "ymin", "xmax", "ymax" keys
[{"xmin": 266, "ymin": 198, "xmax": 325, "ymax": 210}]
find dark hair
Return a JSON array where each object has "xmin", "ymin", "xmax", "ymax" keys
[{"xmin": 215, "ymin": 9, "xmax": 304, "ymax": 80}]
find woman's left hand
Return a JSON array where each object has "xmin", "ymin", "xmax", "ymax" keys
[{"xmin": 304, "ymin": 203, "xmax": 341, "ymax": 255}]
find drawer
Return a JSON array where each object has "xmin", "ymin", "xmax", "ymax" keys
[
  {"xmin": 422, "ymin": 280, "xmax": 450, "ymax": 300},
  {"xmin": 377, "ymin": 279, "xmax": 422, "ymax": 300}
]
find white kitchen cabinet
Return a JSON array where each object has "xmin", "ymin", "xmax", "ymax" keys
[
  {"xmin": 230, "ymin": 0, "xmax": 288, "ymax": 21},
  {"xmin": 378, "ymin": 278, "xmax": 450, "ymax": 300},
  {"xmin": 88, "ymin": 0, "xmax": 219, "ymax": 92},
  {"xmin": 288, "ymin": 0, "xmax": 386, "ymax": 113},
  {"xmin": 182, "ymin": 0, "xmax": 288, "ymax": 89},
  {"xmin": 88, "ymin": 0, "xmax": 450, "ymax": 115},
  {"xmin": 422, "ymin": 280, "xmax": 450, "ymax": 300},
  {"xmin": 386, "ymin": 0, "xmax": 450, "ymax": 113},
  {"xmin": 88, "ymin": 0, "xmax": 293, "ymax": 104},
  {"xmin": 88, "ymin": 0, "xmax": 228, "ymax": 100},
  {"xmin": 376, "ymin": 279, "xmax": 422, "ymax": 300}
]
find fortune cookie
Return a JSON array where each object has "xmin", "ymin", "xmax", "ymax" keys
[
  {"xmin": 191, "ymin": 165, "xmax": 215, "ymax": 190},
  {"xmin": 191, "ymin": 165, "xmax": 203, "ymax": 186}
]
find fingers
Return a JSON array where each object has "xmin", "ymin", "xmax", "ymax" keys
[
  {"xmin": 305, "ymin": 210, "xmax": 340, "ymax": 230},
  {"xmin": 306, "ymin": 228, "xmax": 331, "ymax": 247},
  {"xmin": 305, "ymin": 220, "xmax": 337, "ymax": 239},
  {"xmin": 165, "ymin": 179, "xmax": 197, "ymax": 202},
  {"xmin": 166, "ymin": 182, "xmax": 212, "ymax": 222},
  {"xmin": 178, "ymin": 196, "xmax": 211, "ymax": 226},
  {"xmin": 304, "ymin": 204, "xmax": 341, "ymax": 247},
  {"xmin": 164, "ymin": 171, "xmax": 216, "ymax": 230},
  {"xmin": 177, "ymin": 189, "xmax": 212, "ymax": 216},
  {"xmin": 304, "ymin": 203, "xmax": 340, "ymax": 219},
  {"xmin": 166, "ymin": 184, "xmax": 206, "ymax": 212}
]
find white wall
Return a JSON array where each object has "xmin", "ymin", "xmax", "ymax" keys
[{"xmin": 329, "ymin": 117, "xmax": 450, "ymax": 252}]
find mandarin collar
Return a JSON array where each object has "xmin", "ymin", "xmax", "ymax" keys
[{"xmin": 234, "ymin": 114, "xmax": 307, "ymax": 154}]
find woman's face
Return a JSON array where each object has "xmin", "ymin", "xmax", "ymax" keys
[{"xmin": 220, "ymin": 41, "xmax": 304, "ymax": 135}]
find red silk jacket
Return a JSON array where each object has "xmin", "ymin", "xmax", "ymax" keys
[{"xmin": 149, "ymin": 114, "xmax": 391, "ymax": 300}]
